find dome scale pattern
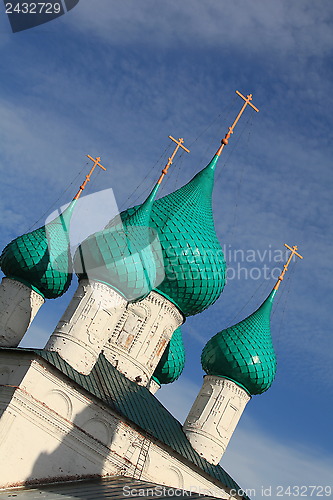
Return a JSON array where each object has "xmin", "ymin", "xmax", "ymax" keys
[
  {"xmin": 118, "ymin": 155, "xmax": 226, "ymax": 317},
  {"xmin": 0, "ymin": 201, "xmax": 76, "ymax": 299},
  {"xmin": 74, "ymin": 183, "xmax": 164, "ymax": 302},
  {"xmin": 201, "ymin": 290, "xmax": 277, "ymax": 395},
  {"xmin": 153, "ymin": 327, "xmax": 185, "ymax": 385}
]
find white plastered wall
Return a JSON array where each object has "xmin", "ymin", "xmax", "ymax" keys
[{"xmin": 0, "ymin": 352, "xmax": 242, "ymax": 499}]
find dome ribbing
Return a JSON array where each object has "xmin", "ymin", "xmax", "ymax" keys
[
  {"xmin": 201, "ymin": 290, "xmax": 277, "ymax": 395},
  {"xmin": 153, "ymin": 327, "xmax": 185, "ymax": 385},
  {"xmin": 118, "ymin": 155, "xmax": 226, "ymax": 316},
  {"xmin": 0, "ymin": 201, "xmax": 76, "ymax": 299},
  {"xmin": 74, "ymin": 184, "xmax": 163, "ymax": 302}
]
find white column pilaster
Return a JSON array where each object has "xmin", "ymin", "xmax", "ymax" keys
[
  {"xmin": 183, "ymin": 375, "xmax": 251, "ymax": 465},
  {"xmin": 0, "ymin": 277, "xmax": 45, "ymax": 347},
  {"xmin": 147, "ymin": 378, "xmax": 161, "ymax": 394},
  {"xmin": 45, "ymin": 279, "xmax": 127, "ymax": 375},
  {"xmin": 103, "ymin": 291, "xmax": 184, "ymax": 386}
]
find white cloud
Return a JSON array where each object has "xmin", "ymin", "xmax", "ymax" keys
[
  {"xmin": 222, "ymin": 416, "xmax": 333, "ymax": 500},
  {"xmin": 157, "ymin": 377, "xmax": 200, "ymax": 423},
  {"xmin": 65, "ymin": 0, "xmax": 333, "ymax": 60}
]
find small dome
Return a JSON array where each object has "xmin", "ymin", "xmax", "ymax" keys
[
  {"xmin": 153, "ymin": 327, "xmax": 185, "ymax": 385},
  {"xmin": 0, "ymin": 201, "xmax": 76, "ymax": 299},
  {"xmin": 74, "ymin": 184, "xmax": 164, "ymax": 302},
  {"xmin": 119, "ymin": 155, "xmax": 226, "ymax": 316},
  {"xmin": 201, "ymin": 290, "xmax": 277, "ymax": 395}
]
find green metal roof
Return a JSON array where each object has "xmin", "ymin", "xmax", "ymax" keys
[
  {"xmin": 1, "ymin": 347, "xmax": 247, "ymax": 496},
  {"xmin": 153, "ymin": 327, "xmax": 185, "ymax": 385},
  {"xmin": 0, "ymin": 201, "xmax": 76, "ymax": 299},
  {"xmin": 117, "ymin": 155, "xmax": 226, "ymax": 317},
  {"xmin": 201, "ymin": 290, "xmax": 277, "ymax": 395},
  {"xmin": 74, "ymin": 184, "xmax": 164, "ymax": 302}
]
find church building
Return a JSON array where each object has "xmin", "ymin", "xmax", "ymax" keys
[{"xmin": 0, "ymin": 92, "xmax": 302, "ymax": 499}]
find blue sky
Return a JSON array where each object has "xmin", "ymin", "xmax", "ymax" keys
[{"xmin": 0, "ymin": 1, "xmax": 332, "ymax": 497}]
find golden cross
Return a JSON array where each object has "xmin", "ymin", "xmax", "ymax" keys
[
  {"xmin": 274, "ymin": 243, "xmax": 303, "ymax": 291},
  {"xmin": 74, "ymin": 155, "xmax": 107, "ymax": 200},
  {"xmin": 157, "ymin": 136, "xmax": 190, "ymax": 185},
  {"xmin": 216, "ymin": 90, "xmax": 259, "ymax": 156}
]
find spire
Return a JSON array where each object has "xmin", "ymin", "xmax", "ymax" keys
[
  {"xmin": 274, "ymin": 244, "xmax": 303, "ymax": 290},
  {"xmin": 118, "ymin": 154, "xmax": 223, "ymax": 315},
  {"xmin": 126, "ymin": 137, "xmax": 190, "ymax": 228},
  {"xmin": 74, "ymin": 137, "xmax": 188, "ymax": 301},
  {"xmin": 157, "ymin": 136, "xmax": 190, "ymax": 185},
  {"xmin": 116, "ymin": 91, "xmax": 259, "ymax": 317},
  {"xmin": 0, "ymin": 156, "xmax": 106, "ymax": 299},
  {"xmin": 215, "ymin": 91, "xmax": 259, "ymax": 156},
  {"xmin": 73, "ymin": 155, "xmax": 107, "ymax": 200},
  {"xmin": 201, "ymin": 244, "xmax": 303, "ymax": 395}
]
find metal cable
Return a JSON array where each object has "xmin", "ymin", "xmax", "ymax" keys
[{"xmin": 24, "ymin": 163, "xmax": 88, "ymax": 232}]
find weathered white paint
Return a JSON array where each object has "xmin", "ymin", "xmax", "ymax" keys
[
  {"xmin": 45, "ymin": 279, "xmax": 127, "ymax": 375},
  {"xmin": 103, "ymin": 291, "xmax": 184, "ymax": 386},
  {"xmin": 147, "ymin": 378, "xmax": 160, "ymax": 394},
  {"xmin": 183, "ymin": 375, "xmax": 251, "ymax": 465},
  {"xmin": 0, "ymin": 352, "xmax": 242, "ymax": 499},
  {"xmin": 0, "ymin": 278, "xmax": 45, "ymax": 348}
]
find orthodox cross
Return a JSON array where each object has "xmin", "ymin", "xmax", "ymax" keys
[
  {"xmin": 157, "ymin": 136, "xmax": 190, "ymax": 185},
  {"xmin": 216, "ymin": 90, "xmax": 259, "ymax": 156},
  {"xmin": 74, "ymin": 155, "xmax": 107, "ymax": 200},
  {"xmin": 274, "ymin": 243, "xmax": 303, "ymax": 291}
]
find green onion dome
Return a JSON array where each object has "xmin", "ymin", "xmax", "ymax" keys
[
  {"xmin": 117, "ymin": 155, "xmax": 226, "ymax": 317},
  {"xmin": 0, "ymin": 201, "xmax": 76, "ymax": 299},
  {"xmin": 201, "ymin": 290, "xmax": 277, "ymax": 395},
  {"xmin": 74, "ymin": 184, "xmax": 163, "ymax": 302},
  {"xmin": 152, "ymin": 327, "xmax": 185, "ymax": 385}
]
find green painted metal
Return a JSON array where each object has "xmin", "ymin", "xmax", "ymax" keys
[
  {"xmin": 117, "ymin": 155, "xmax": 226, "ymax": 316},
  {"xmin": 153, "ymin": 327, "xmax": 185, "ymax": 385},
  {"xmin": 74, "ymin": 183, "xmax": 163, "ymax": 301},
  {"xmin": 201, "ymin": 290, "xmax": 277, "ymax": 395},
  {"xmin": 0, "ymin": 201, "xmax": 76, "ymax": 299}
]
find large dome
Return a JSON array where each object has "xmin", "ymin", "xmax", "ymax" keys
[
  {"xmin": 74, "ymin": 184, "xmax": 164, "ymax": 302},
  {"xmin": 0, "ymin": 201, "xmax": 76, "ymax": 299},
  {"xmin": 119, "ymin": 155, "xmax": 226, "ymax": 316},
  {"xmin": 201, "ymin": 290, "xmax": 277, "ymax": 395}
]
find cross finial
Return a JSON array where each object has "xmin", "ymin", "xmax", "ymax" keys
[
  {"xmin": 157, "ymin": 136, "xmax": 190, "ymax": 185},
  {"xmin": 74, "ymin": 155, "xmax": 107, "ymax": 200},
  {"xmin": 274, "ymin": 243, "xmax": 303, "ymax": 291},
  {"xmin": 216, "ymin": 90, "xmax": 259, "ymax": 156}
]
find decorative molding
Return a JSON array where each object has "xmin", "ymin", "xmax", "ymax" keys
[
  {"xmin": 168, "ymin": 466, "xmax": 184, "ymax": 489},
  {"xmin": 205, "ymin": 376, "xmax": 250, "ymax": 400},
  {"xmin": 81, "ymin": 417, "xmax": 112, "ymax": 447},
  {"xmin": 45, "ymin": 279, "xmax": 127, "ymax": 374},
  {"xmin": 103, "ymin": 290, "xmax": 184, "ymax": 385},
  {"xmin": 43, "ymin": 389, "xmax": 73, "ymax": 421},
  {"xmin": 183, "ymin": 376, "xmax": 251, "ymax": 465}
]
